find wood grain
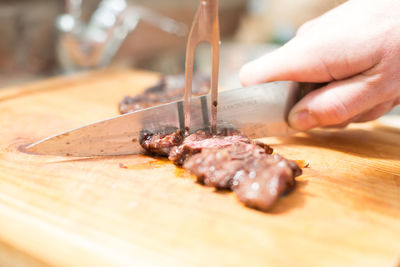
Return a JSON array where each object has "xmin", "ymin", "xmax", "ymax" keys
[{"xmin": 0, "ymin": 68, "xmax": 399, "ymax": 267}]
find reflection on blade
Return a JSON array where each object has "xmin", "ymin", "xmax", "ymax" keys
[
  {"xmin": 216, "ymin": 81, "xmax": 298, "ymax": 138},
  {"xmin": 26, "ymin": 95, "xmax": 208, "ymax": 156},
  {"xmin": 26, "ymin": 102, "xmax": 180, "ymax": 156},
  {"xmin": 26, "ymin": 81, "xmax": 299, "ymax": 156}
]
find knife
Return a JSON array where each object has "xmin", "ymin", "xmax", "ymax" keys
[{"xmin": 26, "ymin": 81, "xmax": 316, "ymax": 157}]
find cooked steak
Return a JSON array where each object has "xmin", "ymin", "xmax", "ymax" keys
[
  {"xmin": 184, "ymin": 143, "xmax": 301, "ymax": 211},
  {"xmin": 119, "ymin": 74, "xmax": 209, "ymax": 114},
  {"xmin": 138, "ymin": 126, "xmax": 299, "ymax": 212},
  {"xmin": 168, "ymin": 129, "xmax": 251, "ymax": 165},
  {"xmin": 139, "ymin": 128, "xmax": 273, "ymax": 166},
  {"xmin": 140, "ymin": 129, "xmax": 184, "ymax": 156},
  {"xmin": 231, "ymin": 154, "xmax": 301, "ymax": 211},
  {"xmin": 183, "ymin": 143, "xmax": 270, "ymax": 188}
]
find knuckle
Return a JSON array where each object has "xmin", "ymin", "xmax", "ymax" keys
[
  {"xmin": 381, "ymin": 77, "xmax": 400, "ymax": 102},
  {"xmin": 328, "ymin": 106, "xmax": 351, "ymax": 124},
  {"xmin": 364, "ymin": 61, "xmax": 400, "ymax": 102}
]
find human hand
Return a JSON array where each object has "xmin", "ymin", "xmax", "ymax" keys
[{"xmin": 239, "ymin": 0, "xmax": 400, "ymax": 131}]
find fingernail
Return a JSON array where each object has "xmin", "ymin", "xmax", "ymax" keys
[{"xmin": 289, "ymin": 110, "xmax": 318, "ymax": 131}]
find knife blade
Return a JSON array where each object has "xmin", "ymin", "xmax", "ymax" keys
[{"xmin": 26, "ymin": 81, "xmax": 303, "ymax": 156}]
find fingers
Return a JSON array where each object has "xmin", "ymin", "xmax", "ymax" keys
[
  {"xmin": 237, "ymin": 0, "xmax": 400, "ymax": 131},
  {"xmin": 353, "ymin": 100, "xmax": 397, "ymax": 123},
  {"xmin": 239, "ymin": 39, "xmax": 334, "ymax": 86},
  {"xmin": 287, "ymin": 73, "xmax": 387, "ymax": 130},
  {"xmin": 239, "ymin": 35, "xmax": 381, "ymax": 87},
  {"xmin": 239, "ymin": 1, "xmax": 382, "ymax": 87},
  {"xmin": 322, "ymin": 99, "xmax": 398, "ymax": 128}
]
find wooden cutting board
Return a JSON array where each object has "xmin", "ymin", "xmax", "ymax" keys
[{"xmin": 0, "ymin": 68, "xmax": 399, "ymax": 267}]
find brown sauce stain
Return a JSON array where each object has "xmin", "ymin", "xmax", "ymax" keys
[
  {"xmin": 119, "ymin": 155, "xmax": 194, "ymax": 178},
  {"xmin": 174, "ymin": 167, "xmax": 192, "ymax": 178},
  {"xmin": 119, "ymin": 163, "xmax": 128, "ymax": 169},
  {"xmin": 119, "ymin": 156, "xmax": 171, "ymax": 170},
  {"xmin": 295, "ymin": 160, "xmax": 310, "ymax": 169}
]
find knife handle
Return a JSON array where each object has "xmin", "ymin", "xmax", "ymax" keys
[{"xmin": 297, "ymin": 82, "xmax": 328, "ymax": 102}]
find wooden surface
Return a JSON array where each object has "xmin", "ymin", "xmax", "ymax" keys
[{"xmin": 0, "ymin": 68, "xmax": 400, "ymax": 267}]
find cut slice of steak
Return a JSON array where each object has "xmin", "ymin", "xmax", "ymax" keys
[
  {"xmin": 139, "ymin": 127, "xmax": 273, "ymax": 166},
  {"xmin": 140, "ymin": 129, "xmax": 184, "ymax": 156},
  {"xmin": 138, "ymin": 126, "xmax": 299, "ymax": 211},
  {"xmin": 183, "ymin": 143, "xmax": 270, "ymax": 189},
  {"xmin": 119, "ymin": 74, "xmax": 210, "ymax": 114},
  {"xmin": 168, "ymin": 129, "xmax": 252, "ymax": 166},
  {"xmin": 231, "ymin": 154, "xmax": 301, "ymax": 211},
  {"xmin": 183, "ymin": 143, "xmax": 301, "ymax": 211}
]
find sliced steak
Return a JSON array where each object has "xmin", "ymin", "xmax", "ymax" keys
[
  {"xmin": 168, "ymin": 129, "xmax": 251, "ymax": 166},
  {"xmin": 183, "ymin": 143, "xmax": 270, "ymax": 188},
  {"xmin": 231, "ymin": 154, "xmax": 301, "ymax": 211},
  {"xmin": 140, "ymin": 129, "xmax": 184, "ymax": 156},
  {"xmin": 139, "ymin": 127, "xmax": 273, "ymax": 166},
  {"xmin": 138, "ymin": 126, "xmax": 297, "ymax": 212},
  {"xmin": 184, "ymin": 143, "xmax": 301, "ymax": 211},
  {"xmin": 119, "ymin": 74, "xmax": 210, "ymax": 114}
]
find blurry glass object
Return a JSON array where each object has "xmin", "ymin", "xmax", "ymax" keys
[
  {"xmin": 271, "ymin": 22, "xmax": 296, "ymax": 45},
  {"xmin": 247, "ymin": 0, "xmax": 269, "ymax": 16},
  {"xmin": 236, "ymin": 0, "xmax": 347, "ymax": 44},
  {"xmin": 0, "ymin": 1, "xmax": 61, "ymax": 88},
  {"xmin": 56, "ymin": 0, "xmax": 188, "ymax": 73}
]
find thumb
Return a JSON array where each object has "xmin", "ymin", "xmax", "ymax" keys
[{"xmin": 288, "ymin": 73, "xmax": 386, "ymax": 130}]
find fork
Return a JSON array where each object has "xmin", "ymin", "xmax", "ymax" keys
[{"xmin": 184, "ymin": 0, "xmax": 220, "ymax": 134}]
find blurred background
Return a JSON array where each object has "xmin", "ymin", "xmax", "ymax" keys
[{"xmin": 0, "ymin": 0, "xmax": 348, "ymax": 88}]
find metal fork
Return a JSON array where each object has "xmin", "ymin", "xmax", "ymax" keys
[{"xmin": 184, "ymin": 0, "xmax": 220, "ymax": 134}]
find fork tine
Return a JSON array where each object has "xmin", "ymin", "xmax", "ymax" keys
[
  {"xmin": 210, "ymin": 3, "xmax": 220, "ymax": 133},
  {"xmin": 184, "ymin": 0, "xmax": 220, "ymax": 134},
  {"xmin": 184, "ymin": 4, "xmax": 200, "ymax": 134},
  {"xmin": 184, "ymin": 38, "xmax": 196, "ymax": 133}
]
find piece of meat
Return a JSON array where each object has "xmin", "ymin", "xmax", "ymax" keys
[
  {"xmin": 252, "ymin": 140, "xmax": 274, "ymax": 155},
  {"xmin": 184, "ymin": 143, "xmax": 301, "ymax": 211},
  {"xmin": 231, "ymin": 154, "xmax": 301, "ymax": 211},
  {"xmin": 183, "ymin": 143, "xmax": 270, "ymax": 188},
  {"xmin": 140, "ymin": 129, "xmax": 184, "ymax": 156},
  {"xmin": 138, "ymin": 126, "xmax": 298, "ymax": 212},
  {"xmin": 119, "ymin": 74, "xmax": 210, "ymax": 114},
  {"xmin": 139, "ymin": 128, "xmax": 273, "ymax": 166},
  {"xmin": 168, "ymin": 129, "xmax": 252, "ymax": 165}
]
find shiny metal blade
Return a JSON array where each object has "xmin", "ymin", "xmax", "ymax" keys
[
  {"xmin": 26, "ymin": 102, "xmax": 182, "ymax": 156},
  {"xmin": 217, "ymin": 81, "xmax": 299, "ymax": 139},
  {"xmin": 26, "ymin": 81, "xmax": 300, "ymax": 156}
]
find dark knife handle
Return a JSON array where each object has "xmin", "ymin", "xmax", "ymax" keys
[
  {"xmin": 296, "ymin": 82, "xmax": 328, "ymax": 102},
  {"xmin": 285, "ymin": 82, "xmax": 327, "ymax": 122}
]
